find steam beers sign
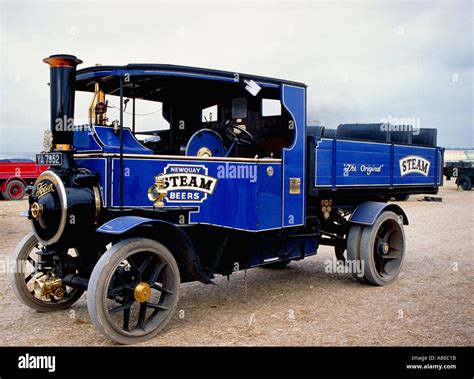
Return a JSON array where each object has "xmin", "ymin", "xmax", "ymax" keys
[
  {"xmin": 149, "ymin": 164, "xmax": 217, "ymax": 204},
  {"xmin": 399, "ymin": 155, "xmax": 430, "ymax": 177}
]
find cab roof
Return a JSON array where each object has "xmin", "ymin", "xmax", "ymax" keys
[{"xmin": 75, "ymin": 63, "xmax": 306, "ymax": 98}]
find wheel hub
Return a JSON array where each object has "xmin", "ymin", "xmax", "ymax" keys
[
  {"xmin": 377, "ymin": 240, "xmax": 390, "ymax": 255},
  {"xmin": 134, "ymin": 282, "xmax": 152, "ymax": 303},
  {"xmin": 31, "ymin": 202, "xmax": 44, "ymax": 220}
]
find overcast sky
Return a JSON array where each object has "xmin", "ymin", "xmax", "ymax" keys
[{"xmin": 0, "ymin": 0, "xmax": 472, "ymax": 154}]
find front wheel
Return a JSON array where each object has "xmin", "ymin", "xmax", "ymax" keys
[
  {"xmin": 87, "ymin": 238, "xmax": 181, "ymax": 344},
  {"xmin": 9, "ymin": 233, "xmax": 85, "ymax": 312}
]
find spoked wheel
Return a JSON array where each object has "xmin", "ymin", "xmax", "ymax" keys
[
  {"xmin": 9, "ymin": 232, "xmax": 85, "ymax": 312},
  {"xmin": 87, "ymin": 238, "xmax": 180, "ymax": 344},
  {"xmin": 359, "ymin": 211, "xmax": 406, "ymax": 286}
]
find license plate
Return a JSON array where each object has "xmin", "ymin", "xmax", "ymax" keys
[{"xmin": 36, "ymin": 153, "xmax": 62, "ymax": 166}]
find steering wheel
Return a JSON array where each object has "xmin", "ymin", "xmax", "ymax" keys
[{"xmin": 224, "ymin": 120, "xmax": 256, "ymax": 147}]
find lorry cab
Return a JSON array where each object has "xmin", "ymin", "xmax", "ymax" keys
[{"xmin": 73, "ymin": 63, "xmax": 307, "ymax": 230}]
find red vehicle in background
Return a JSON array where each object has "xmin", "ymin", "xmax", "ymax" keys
[{"xmin": 0, "ymin": 159, "xmax": 48, "ymax": 200}]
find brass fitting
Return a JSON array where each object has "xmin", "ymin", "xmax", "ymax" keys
[
  {"xmin": 30, "ymin": 203, "xmax": 44, "ymax": 220},
  {"xmin": 197, "ymin": 147, "xmax": 212, "ymax": 157},
  {"xmin": 147, "ymin": 174, "xmax": 168, "ymax": 207},
  {"xmin": 53, "ymin": 144, "xmax": 72, "ymax": 151},
  {"xmin": 134, "ymin": 282, "xmax": 152, "ymax": 303},
  {"xmin": 321, "ymin": 199, "xmax": 333, "ymax": 220},
  {"xmin": 33, "ymin": 272, "xmax": 65, "ymax": 300}
]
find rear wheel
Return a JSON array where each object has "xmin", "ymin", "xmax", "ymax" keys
[
  {"xmin": 359, "ymin": 211, "xmax": 406, "ymax": 286},
  {"xmin": 457, "ymin": 176, "xmax": 472, "ymax": 191},
  {"xmin": 87, "ymin": 238, "xmax": 180, "ymax": 344},
  {"xmin": 346, "ymin": 225, "xmax": 366, "ymax": 283},
  {"xmin": 3, "ymin": 180, "xmax": 26, "ymax": 200}
]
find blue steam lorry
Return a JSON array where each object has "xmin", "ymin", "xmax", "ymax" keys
[{"xmin": 10, "ymin": 54, "xmax": 443, "ymax": 344}]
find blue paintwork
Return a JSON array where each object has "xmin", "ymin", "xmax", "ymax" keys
[
  {"xmin": 281, "ymin": 85, "xmax": 306, "ymax": 227},
  {"xmin": 350, "ymin": 201, "xmax": 409, "ymax": 226},
  {"xmin": 74, "ymin": 126, "xmax": 102, "ymax": 152},
  {"xmin": 74, "ymin": 126, "xmax": 152, "ymax": 154},
  {"xmin": 109, "ymin": 158, "xmax": 282, "ymax": 231},
  {"xmin": 249, "ymin": 236, "xmax": 317, "ymax": 267},
  {"xmin": 76, "ymin": 67, "xmax": 284, "ymax": 89},
  {"xmin": 314, "ymin": 138, "xmax": 442, "ymax": 188},
  {"xmin": 257, "ymin": 164, "xmax": 282, "ymax": 230},
  {"xmin": 75, "ymin": 158, "xmax": 108, "ymax": 205},
  {"xmin": 97, "ymin": 216, "xmax": 171, "ymax": 234},
  {"xmin": 393, "ymin": 145, "xmax": 440, "ymax": 185},
  {"xmin": 185, "ymin": 129, "xmax": 226, "ymax": 157},
  {"xmin": 95, "ymin": 126, "xmax": 152, "ymax": 154}
]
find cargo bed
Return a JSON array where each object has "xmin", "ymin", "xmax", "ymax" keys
[{"xmin": 307, "ymin": 126, "xmax": 444, "ymax": 200}]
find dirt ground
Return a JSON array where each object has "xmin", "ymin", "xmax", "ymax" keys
[{"xmin": 0, "ymin": 180, "xmax": 472, "ymax": 346}]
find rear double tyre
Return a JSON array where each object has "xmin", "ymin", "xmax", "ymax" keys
[
  {"xmin": 346, "ymin": 225, "xmax": 366, "ymax": 283},
  {"xmin": 347, "ymin": 211, "xmax": 405, "ymax": 286}
]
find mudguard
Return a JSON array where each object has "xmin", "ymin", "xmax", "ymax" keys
[
  {"xmin": 97, "ymin": 216, "xmax": 214, "ymax": 284},
  {"xmin": 349, "ymin": 201, "xmax": 409, "ymax": 226}
]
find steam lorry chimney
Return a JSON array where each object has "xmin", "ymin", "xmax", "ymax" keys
[{"xmin": 43, "ymin": 54, "xmax": 82, "ymax": 151}]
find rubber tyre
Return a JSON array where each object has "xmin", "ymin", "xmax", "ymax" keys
[
  {"xmin": 87, "ymin": 238, "xmax": 181, "ymax": 344},
  {"xmin": 346, "ymin": 225, "xmax": 366, "ymax": 283},
  {"xmin": 9, "ymin": 232, "xmax": 85, "ymax": 312},
  {"xmin": 4, "ymin": 180, "xmax": 26, "ymax": 201},
  {"xmin": 457, "ymin": 176, "xmax": 472, "ymax": 191},
  {"xmin": 359, "ymin": 211, "xmax": 406, "ymax": 286}
]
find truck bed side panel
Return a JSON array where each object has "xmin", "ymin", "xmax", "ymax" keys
[{"xmin": 314, "ymin": 138, "xmax": 442, "ymax": 189}]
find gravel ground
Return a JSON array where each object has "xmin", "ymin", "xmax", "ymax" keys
[{"xmin": 0, "ymin": 180, "xmax": 472, "ymax": 346}]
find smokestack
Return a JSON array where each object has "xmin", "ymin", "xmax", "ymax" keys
[{"xmin": 43, "ymin": 54, "xmax": 82, "ymax": 151}]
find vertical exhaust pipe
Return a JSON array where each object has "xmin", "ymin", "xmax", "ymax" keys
[{"xmin": 43, "ymin": 54, "xmax": 82, "ymax": 152}]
